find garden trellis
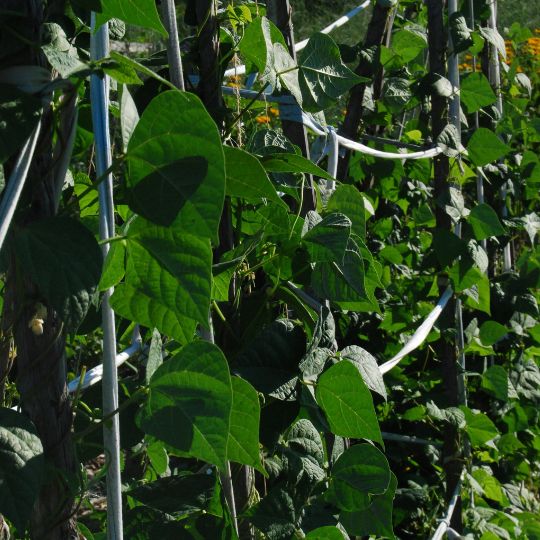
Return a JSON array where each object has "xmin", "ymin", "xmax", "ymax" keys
[{"xmin": 0, "ymin": 0, "xmax": 534, "ymax": 538}]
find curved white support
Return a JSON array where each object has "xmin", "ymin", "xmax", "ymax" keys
[
  {"xmin": 379, "ymin": 287, "xmax": 453, "ymax": 375},
  {"xmin": 67, "ymin": 326, "xmax": 142, "ymax": 393},
  {"xmin": 0, "ymin": 120, "xmax": 42, "ymax": 253},
  {"xmin": 224, "ymin": 1, "xmax": 370, "ymax": 78}
]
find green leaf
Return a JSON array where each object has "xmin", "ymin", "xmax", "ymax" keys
[
  {"xmin": 228, "ymin": 377, "xmax": 265, "ymax": 473},
  {"xmin": 340, "ymin": 472, "xmax": 397, "ymax": 539},
  {"xmin": 239, "ymin": 16, "xmax": 287, "ymax": 75},
  {"xmin": 235, "ymin": 319, "xmax": 305, "ymax": 400},
  {"xmin": 96, "ymin": 0, "xmax": 166, "ymax": 36},
  {"xmin": 479, "ymin": 26, "xmax": 507, "ymax": 60},
  {"xmin": 297, "ymin": 33, "xmax": 365, "ymax": 112},
  {"xmin": 328, "ymin": 444, "xmax": 390, "ymax": 511},
  {"xmin": 98, "ymin": 240, "xmax": 126, "ymax": 291},
  {"xmin": 391, "ymin": 30, "xmax": 427, "ymax": 62},
  {"xmin": 223, "ymin": 146, "xmax": 285, "ymax": 206},
  {"xmin": 247, "ymin": 488, "xmax": 297, "ymax": 539},
  {"xmin": 140, "ymin": 341, "xmax": 232, "ymax": 469},
  {"xmin": 42, "ymin": 23, "xmax": 86, "ymax": 77},
  {"xmin": 305, "ymin": 527, "xmax": 345, "ymax": 539},
  {"xmin": 460, "ymin": 73, "xmax": 496, "ymax": 113},
  {"xmin": 469, "ymin": 203, "xmax": 506, "ymax": 240},
  {"xmin": 120, "ymin": 85, "xmax": 139, "ymax": 152},
  {"xmin": 437, "ymin": 123, "xmax": 466, "ymax": 157},
  {"xmin": 127, "ymin": 91, "xmax": 225, "ymax": 241},
  {"xmin": 260, "ymin": 153, "xmax": 334, "ymax": 180},
  {"xmin": 146, "ymin": 328, "xmax": 163, "ymax": 385},
  {"xmin": 113, "ymin": 217, "xmax": 212, "ymax": 329},
  {"xmin": 449, "ymin": 12, "xmax": 473, "ymax": 53},
  {"xmin": 481, "ymin": 365, "xmax": 509, "ymax": 401},
  {"xmin": 467, "ymin": 128, "xmax": 510, "ymax": 167},
  {"xmin": 127, "ymin": 473, "xmax": 217, "ymax": 515},
  {"xmin": 0, "ymin": 85, "xmax": 41, "ymax": 164},
  {"xmin": 110, "ymin": 284, "xmax": 197, "ymax": 345},
  {"xmin": 14, "ymin": 217, "xmax": 102, "ymax": 331},
  {"xmin": 302, "ymin": 212, "xmax": 351, "ymax": 263},
  {"xmin": 311, "ymin": 238, "xmax": 377, "ymax": 313},
  {"xmin": 340, "ymin": 345, "xmax": 387, "ymax": 400},
  {"xmin": 316, "ymin": 360, "xmax": 382, "ymax": 444},
  {"xmin": 461, "ymin": 406, "xmax": 499, "ymax": 447},
  {"xmin": 0, "ymin": 408, "xmax": 45, "ymax": 533},
  {"xmin": 327, "ymin": 184, "xmax": 366, "ymax": 239},
  {"xmin": 479, "ymin": 321, "xmax": 508, "ymax": 346},
  {"xmin": 472, "ymin": 469, "xmax": 506, "ymax": 503},
  {"xmin": 382, "ymin": 77, "xmax": 412, "ymax": 113}
]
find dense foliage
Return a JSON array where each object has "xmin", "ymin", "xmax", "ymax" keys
[{"xmin": 0, "ymin": 1, "xmax": 538, "ymax": 539}]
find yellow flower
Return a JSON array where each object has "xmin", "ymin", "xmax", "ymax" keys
[{"xmin": 256, "ymin": 115, "xmax": 271, "ymax": 124}]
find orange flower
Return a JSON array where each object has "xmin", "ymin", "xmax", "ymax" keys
[
  {"xmin": 256, "ymin": 115, "xmax": 271, "ymax": 124},
  {"xmin": 269, "ymin": 107, "xmax": 279, "ymax": 116}
]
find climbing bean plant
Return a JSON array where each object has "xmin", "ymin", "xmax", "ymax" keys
[{"xmin": 0, "ymin": 1, "xmax": 538, "ymax": 539}]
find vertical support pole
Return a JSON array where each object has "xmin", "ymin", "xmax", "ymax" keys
[
  {"xmin": 336, "ymin": 3, "xmax": 391, "ymax": 180},
  {"xmin": 196, "ymin": 0, "xmax": 223, "ymax": 121},
  {"xmin": 447, "ymin": 0, "xmax": 467, "ymax": 409},
  {"xmin": 90, "ymin": 16, "xmax": 123, "ymax": 540},
  {"xmin": 426, "ymin": 0, "xmax": 463, "ymax": 532},
  {"xmin": 2, "ymin": 2, "xmax": 77, "ymax": 537},
  {"xmin": 161, "ymin": 0, "xmax": 185, "ymax": 91},
  {"xmin": 267, "ymin": 0, "xmax": 316, "ymax": 215},
  {"xmin": 486, "ymin": 0, "xmax": 512, "ymax": 271}
]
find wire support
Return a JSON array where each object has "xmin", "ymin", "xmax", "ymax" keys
[
  {"xmin": 0, "ymin": 119, "xmax": 42, "ymax": 253},
  {"xmin": 90, "ymin": 14, "xmax": 123, "ymax": 540},
  {"xmin": 429, "ymin": 472, "xmax": 464, "ymax": 540},
  {"xmin": 381, "ymin": 432, "xmax": 442, "ymax": 447},
  {"xmin": 285, "ymin": 282, "xmax": 454, "ymax": 376},
  {"xmin": 223, "ymin": 1, "xmax": 370, "ymax": 78},
  {"xmin": 67, "ymin": 327, "xmax": 142, "ymax": 393},
  {"xmin": 379, "ymin": 287, "xmax": 453, "ymax": 375}
]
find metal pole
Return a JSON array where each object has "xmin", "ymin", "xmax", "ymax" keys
[
  {"xmin": 90, "ymin": 15, "xmax": 123, "ymax": 540},
  {"xmin": 161, "ymin": 0, "xmax": 185, "ymax": 90}
]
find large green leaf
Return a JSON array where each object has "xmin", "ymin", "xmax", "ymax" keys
[
  {"xmin": 327, "ymin": 185, "xmax": 366, "ymax": 240},
  {"xmin": 467, "ymin": 128, "xmax": 510, "ymax": 167},
  {"xmin": 126, "ymin": 219, "xmax": 212, "ymax": 325},
  {"xmin": 223, "ymin": 145, "xmax": 285, "ymax": 206},
  {"xmin": 0, "ymin": 85, "xmax": 41, "ymax": 164},
  {"xmin": 305, "ymin": 527, "xmax": 345, "ymax": 539},
  {"xmin": 316, "ymin": 360, "xmax": 382, "ymax": 444},
  {"xmin": 340, "ymin": 345, "xmax": 387, "ymax": 400},
  {"xmin": 96, "ymin": 0, "xmax": 166, "ymax": 35},
  {"xmin": 302, "ymin": 212, "xmax": 351, "ymax": 263},
  {"xmin": 228, "ymin": 377, "xmax": 265, "ymax": 473},
  {"xmin": 126, "ymin": 91, "xmax": 225, "ymax": 242},
  {"xmin": 460, "ymin": 73, "xmax": 496, "ymax": 113},
  {"xmin": 14, "ymin": 217, "xmax": 102, "ymax": 331},
  {"xmin": 297, "ymin": 33, "xmax": 365, "ymax": 112},
  {"xmin": 259, "ymin": 153, "xmax": 334, "ymax": 180},
  {"xmin": 239, "ymin": 16, "xmax": 287, "ymax": 75},
  {"xmin": 468, "ymin": 203, "xmax": 506, "ymax": 240},
  {"xmin": 140, "ymin": 341, "xmax": 232, "ymax": 469},
  {"xmin": 127, "ymin": 473, "xmax": 217, "ymax": 515},
  {"xmin": 340, "ymin": 472, "xmax": 397, "ymax": 539},
  {"xmin": 0, "ymin": 408, "xmax": 45, "ymax": 532},
  {"xmin": 391, "ymin": 29, "xmax": 427, "ymax": 63},
  {"xmin": 246, "ymin": 487, "xmax": 297, "ymax": 539},
  {"xmin": 311, "ymin": 238, "xmax": 377, "ymax": 312},
  {"xmin": 110, "ymin": 284, "xmax": 197, "ymax": 345},
  {"xmin": 235, "ymin": 320, "xmax": 305, "ymax": 400},
  {"xmin": 461, "ymin": 406, "xmax": 500, "ymax": 447},
  {"xmin": 327, "ymin": 444, "xmax": 390, "ymax": 511},
  {"xmin": 481, "ymin": 365, "xmax": 509, "ymax": 401}
]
